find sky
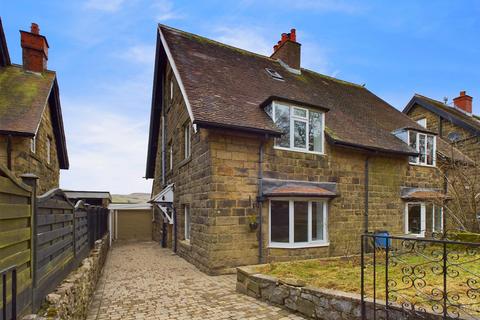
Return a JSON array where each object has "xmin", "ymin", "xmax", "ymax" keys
[{"xmin": 3, "ymin": 0, "xmax": 480, "ymax": 194}]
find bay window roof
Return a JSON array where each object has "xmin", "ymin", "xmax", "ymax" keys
[{"xmin": 262, "ymin": 179, "xmax": 338, "ymax": 198}]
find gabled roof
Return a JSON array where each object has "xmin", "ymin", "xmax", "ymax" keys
[
  {"xmin": 145, "ymin": 25, "xmax": 461, "ymax": 177},
  {"xmin": 0, "ymin": 18, "xmax": 10, "ymax": 67},
  {"xmin": 403, "ymin": 94, "xmax": 480, "ymax": 136},
  {"xmin": 0, "ymin": 19, "xmax": 68, "ymax": 169}
]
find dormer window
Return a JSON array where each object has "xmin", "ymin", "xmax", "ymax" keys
[
  {"xmin": 267, "ymin": 101, "xmax": 324, "ymax": 154},
  {"xmin": 408, "ymin": 131, "xmax": 436, "ymax": 166}
]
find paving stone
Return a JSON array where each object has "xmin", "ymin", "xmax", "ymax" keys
[{"xmin": 87, "ymin": 241, "xmax": 304, "ymax": 320}]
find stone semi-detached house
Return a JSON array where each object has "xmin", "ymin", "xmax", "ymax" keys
[
  {"xmin": 0, "ymin": 19, "xmax": 69, "ymax": 194},
  {"xmin": 404, "ymin": 91, "xmax": 480, "ymax": 230},
  {"xmin": 145, "ymin": 25, "xmax": 469, "ymax": 275}
]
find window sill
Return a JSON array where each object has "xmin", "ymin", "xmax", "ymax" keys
[
  {"xmin": 269, "ymin": 242, "xmax": 330, "ymax": 249},
  {"xmin": 179, "ymin": 239, "xmax": 192, "ymax": 248},
  {"xmin": 274, "ymin": 146, "xmax": 325, "ymax": 156},
  {"xmin": 178, "ymin": 156, "xmax": 192, "ymax": 169},
  {"xmin": 404, "ymin": 233, "xmax": 425, "ymax": 238},
  {"xmin": 408, "ymin": 162, "xmax": 436, "ymax": 168}
]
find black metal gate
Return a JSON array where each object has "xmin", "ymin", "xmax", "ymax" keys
[{"xmin": 361, "ymin": 233, "xmax": 480, "ymax": 319}]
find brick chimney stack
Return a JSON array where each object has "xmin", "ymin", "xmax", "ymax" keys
[
  {"xmin": 20, "ymin": 23, "xmax": 49, "ymax": 73},
  {"xmin": 271, "ymin": 28, "xmax": 301, "ymax": 70},
  {"xmin": 453, "ymin": 91, "xmax": 473, "ymax": 114}
]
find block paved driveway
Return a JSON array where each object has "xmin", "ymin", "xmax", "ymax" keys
[{"xmin": 87, "ymin": 241, "xmax": 304, "ymax": 320}]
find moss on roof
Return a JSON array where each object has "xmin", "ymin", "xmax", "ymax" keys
[{"xmin": 0, "ymin": 64, "xmax": 55, "ymax": 134}]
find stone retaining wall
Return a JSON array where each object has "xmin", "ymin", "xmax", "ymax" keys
[
  {"xmin": 236, "ymin": 265, "xmax": 445, "ymax": 320},
  {"xmin": 23, "ymin": 234, "xmax": 110, "ymax": 320}
]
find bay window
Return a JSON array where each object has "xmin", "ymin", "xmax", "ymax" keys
[
  {"xmin": 405, "ymin": 202, "xmax": 443, "ymax": 237},
  {"xmin": 408, "ymin": 131, "xmax": 435, "ymax": 166},
  {"xmin": 268, "ymin": 102, "xmax": 324, "ymax": 154},
  {"xmin": 270, "ymin": 199, "xmax": 328, "ymax": 248}
]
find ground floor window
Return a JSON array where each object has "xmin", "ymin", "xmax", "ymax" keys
[
  {"xmin": 269, "ymin": 199, "xmax": 328, "ymax": 248},
  {"xmin": 405, "ymin": 202, "xmax": 443, "ymax": 237},
  {"xmin": 184, "ymin": 205, "xmax": 191, "ymax": 241}
]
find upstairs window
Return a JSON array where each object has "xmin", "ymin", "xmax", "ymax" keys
[
  {"xmin": 408, "ymin": 131, "xmax": 435, "ymax": 166},
  {"xmin": 416, "ymin": 118, "xmax": 427, "ymax": 128},
  {"xmin": 184, "ymin": 123, "xmax": 191, "ymax": 159},
  {"xmin": 31, "ymin": 136, "xmax": 36, "ymax": 153},
  {"xmin": 268, "ymin": 102, "xmax": 324, "ymax": 154},
  {"xmin": 46, "ymin": 137, "xmax": 51, "ymax": 164}
]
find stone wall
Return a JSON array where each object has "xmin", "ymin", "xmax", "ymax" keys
[
  {"xmin": 23, "ymin": 235, "xmax": 110, "ymax": 320},
  {"xmin": 0, "ymin": 102, "xmax": 60, "ymax": 194},
  {"xmin": 236, "ymin": 265, "xmax": 445, "ymax": 320}
]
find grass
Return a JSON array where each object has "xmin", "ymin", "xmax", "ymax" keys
[{"xmin": 260, "ymin": 245, "xmax": 480, "ymax": 317}]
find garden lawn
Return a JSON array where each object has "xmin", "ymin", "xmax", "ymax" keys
[{"xmin": 260, "ymin": 248, "xmax": 480, "ymax": 317}]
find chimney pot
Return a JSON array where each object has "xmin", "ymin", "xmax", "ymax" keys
[
  {"xmin": 31, "ymin": 23, "xmax": 39, "ymax": 34},
  {"xmin": 453, "ymin": 90, "xmax": 473, "ymax": 114},
  {"xmin": 271, "ymin": 28, "xmax": 301, "ymax": 70}
]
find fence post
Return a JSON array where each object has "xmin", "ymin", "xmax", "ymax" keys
[{"xmin": 20, "ymin": 173, "xmax": 38, "ymax": 305}]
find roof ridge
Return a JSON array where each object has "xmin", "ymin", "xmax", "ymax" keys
[
  {"xmin": 158, "ymin": 24, "xmax": 277, "ymax": 61},
  {"xmin": 159, "ymin": 24, "xmax": 364, "ymax": 89}
]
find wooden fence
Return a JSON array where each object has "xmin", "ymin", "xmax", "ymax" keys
[
  {"xmin": 0, "ymin": 164, "xmax": 109, "ymax": 319},
  {"xmin": 0, "ymin": 165, "xmax": 33, "ymax": 319}
]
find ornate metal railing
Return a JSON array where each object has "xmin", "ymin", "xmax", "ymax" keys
[{"xmin": 361, "ymin": 233, "xmax": 480, "ymax": 320}]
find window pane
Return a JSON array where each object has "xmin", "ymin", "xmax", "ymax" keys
[
  {"xmin": 419, "ymin": 134, "xmax": 426, "ymax": 164},
  {"xmin": 312, "ymin": 202, "xmax": 324, "ymax": 241},
  {"xmin": 434, "ymin": 207, "xmax": 443, "ymax": 232},
  {"xmin": 271, "ymin": 201, "xmax": 289, "ymax": 243},
  {"xmin": 409, "ymin": 131, "xmax": 418, "ymax": 163},
  {"xmin": 408, "ymin": 204, "xmax": 422, "ymax": 234},
  {"xmin": 274, "ymin": 104, "xmax": 290, "ymax": 148},
  {"xmin": 294, "ymin": 201, "xmax": 308, "ymax": 242},
  {"xmin": 426, "ymin": 135, "xmax": 434, "ymax": 165},
  {"xmin": 293, "ymin": 108, "xmax": 307, "ymax": 118},
  {"xmin": 309, "ymin": 111, "xmax": 323, "ymax": 152},
  {"xmin": 294, "ymin": 120, "xmax": 307, "ymax": 149},
  {"xmin": 265, "ymin": 104, "xmax": 273, "ymax": 118},
  {"xmin": 417, "ymin": 118, "xmax": 427, "ymax": 128}
]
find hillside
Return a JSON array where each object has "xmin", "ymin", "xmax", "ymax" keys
[{"xmin": 111, "ymin": 193, "xmax": 150, "ymax": 204}]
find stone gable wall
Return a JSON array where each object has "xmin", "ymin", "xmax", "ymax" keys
[{"xmin": 0, "ymin": 102, "xmax": 60, "ymax": 194}]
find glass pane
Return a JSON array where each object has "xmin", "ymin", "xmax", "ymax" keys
[
  {"xmin": 426, "ymin": 203, "xmax": 433, "ymax": 232},
  {"xmin": 274, "ymin": 104, "xmax": 290, "ymax": 148},
  {"xmin": 294, "ymin": 120, "xmax": 307, "ymax": 149},
  {"xmin": 309, "ymin": 111, "xmax": 323, "ymax": 152},
  {"xmin": 408, "ymin": 204, "xmax": 422, "ymax": 234},
  {"xmin": 294, "ymin": 201, "xmax": 308, "ymax": 242},
  {"xmin": 409, "ymin": 131, "xmax": 418, "ymax": 163},
  {"xmin": 434, "ymin": 207, "xmax": 443, "ymax": 232},
  {"xmin": 271, "ymin": 201, "xmax": 289, "ymax": 243},
  {"xmin": 264, "ymin": 104, "xmax": 273, "ymax": 118},
  {"xmin": 312, "ymin": 202, "xmax": 324, "ymax": 241},
  {"xmin": 293, "ymin": 108, "xmax": 307, "ymax": 118},
  {"xmin": 426, "ymin": 135, "xmax": 434, "ymax": 165},
  {"xmin": 419, "ymin": 134, "xmax": 426, "ymax": 164}
]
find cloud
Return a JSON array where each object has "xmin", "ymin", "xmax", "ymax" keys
[
  {"xmin": 84, "ymin": 0, "xmax": 126, "ymax": 12},
  {"xmin": 210, "ymin": 26, "xmax": 273, "ymax": 56},
  {"xmin": 152, "ymin": 0, "xmax": 184, "ymax": 21},
  {"xmin": 60, "ymin": 103, "xmax": 151, "ymax": 194},
  {"xmin": 118, "ymin": 44, "xmax": 156, "ymax": 65}
]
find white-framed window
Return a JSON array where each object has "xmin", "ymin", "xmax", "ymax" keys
[
  {"xmin": 170, "ymin": 78, "xmax": 174, "ymax": 100},
  {"xmin": 184, "ymin": 123, "xmax": 191, "ymax": 159},
  {"xmin": 30, "ymin": 136, "xmax": 36, "ymax": 153},
  {"xmin": 169, "ymin": 144, "xmax": 173, "ymax": 171},
  {"xmin": 184, "ymin": 205, "xmax": 191, "ymax": 241},
  {"xmin": 408, "ymin": 131, "xmax": 436, "ymax": 166},
  {"xmin": 266, "ymin": 101, "xmax": 325, "ymax": 154},
  {"xmin": 405, "ymin": 202, "xmax": 443, "ymax": 237},
  {"xmin": 269, "ymin": 199, "xmax": 328, "ymax": 248},
  {"xmin": 405, "ymin": 203, "xmax": 426, "ymax": 237},
  {"xmin": 432, "ymin": 205, "xmax": 443, "ymax": 233},
  {"xmin": 46, "ymin": 137, "xmax": 51, "ymax": 164},
  {"xmin": 416, "ymin": 118, "xmax": 427, "ymax": 128}
]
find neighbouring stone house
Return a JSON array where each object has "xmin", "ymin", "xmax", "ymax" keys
[
  {"xmin": 0, "ymin": 19, "xmax": 68, "ymax": 194},
  {"xmin": 145, "ymin": 25, "xmax": 470, "ymax": 275},
  {"xmin": 403, "ymin": 92, "xmax": 480, "ymax": 230}
]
